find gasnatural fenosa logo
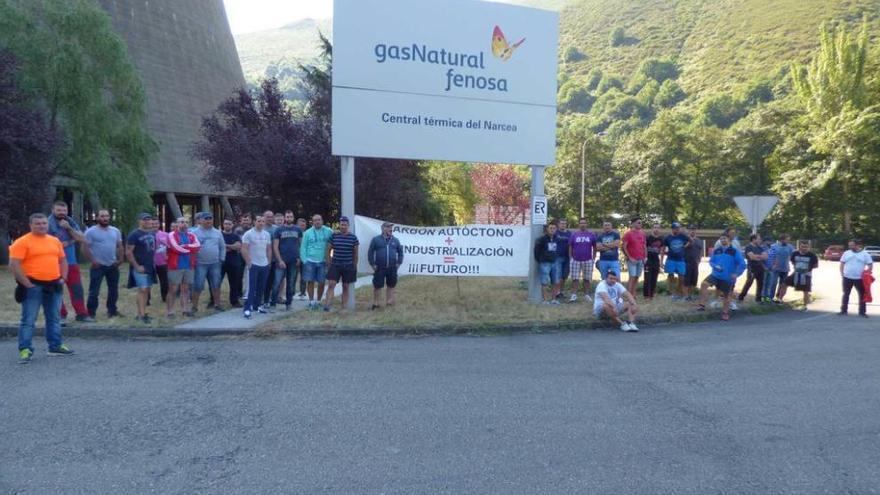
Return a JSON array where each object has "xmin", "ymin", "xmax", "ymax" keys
[{"xmin": 491, "ymin": 26, "xmax": 525, "ymax": 61}]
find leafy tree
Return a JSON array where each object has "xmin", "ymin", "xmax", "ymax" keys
[
  {"xmin": 550, "ymin": 115, "xmax": 615, "ymax": 223},
  {"xmin": 469, "ymin": 165, "xmax": 530, "ymax": 225},
  {"xmin": 0, "ymin": 0, "xmax": 154, "ymax": 225},
  {"xmin": 585, "ymin": 68, "xmax": 604, "ymax": 92},
  {"xmin": 609, "ymin": 27, "xmax": 626, "ymax": 47},
  {"xmin": 596, "ymin": 74, "xmax": 625, "ymax": 94},
  {"xmin": 699, "ymin": 93, "xmax": 747, "ymax": 129},
  {"xmin": 637, "ymin": 58, "xmax": 679, "ymax": 84},
  {"xmin": 563, "ymin": 46, "xmax": 586, "ymax": 63},
  {"xmin": 197, "ymin": 35, "xmax": 434, "ymax": 225},
  {"xmin": 0, "ymin": 51, "xmax": 61, "ymax": 258},
  {"xmin": 419, "ymin": 161, "xmax": 479, "ymax": 224},
  {"xmin": 790, "ymin": 19, "xmax": 873, "ymax": 234},
  {"xmin": 558, "ymin": 79, "xmax": 595, "ymax": 113},
  {"xmin": 654, "ymin": 79, "xmax": 686, "ymax": 108}
]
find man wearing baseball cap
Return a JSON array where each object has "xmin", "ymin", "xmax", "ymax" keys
[
  {"xmin": 190, "ymin": 211, "xmax": 226, "ymax": 312},
  {"xmin": 126, "ymin": 213, "xmax": 157, "ymax": 323}
]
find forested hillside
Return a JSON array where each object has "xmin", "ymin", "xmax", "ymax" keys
[{"xmin": 231, "ymin": 0, "xmax": 880, "ymax": 241}]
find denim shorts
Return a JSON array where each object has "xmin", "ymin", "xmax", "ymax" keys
[
  {"xmin": 193, "ymin": 263, "xmax": 222, "ymax": 292},
  {"xmin": 626, "ymin": 260, "xmax": 644, "ymax": 277},
  {"xmin": 538, "ymin": 261, "xmax": 560, "ymax": 286},
  {"xmin": 597, "ymin": 260, "xmax": 621, "ymax": 279},
  {"xmin": 302, "ymin": 261, "xmax": 327, "ymax": 283},
  {"xmin": 131, "ymin": 271, "xmax": 153, "ymax": 289}
]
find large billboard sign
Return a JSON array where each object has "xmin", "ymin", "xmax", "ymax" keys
[{"xmin": 332, "ymin": 0, "xmax": 559, "ymax": 166}]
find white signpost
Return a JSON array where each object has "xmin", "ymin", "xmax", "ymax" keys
[
  {"xmin": 531, "ymin": 196, "xmax": 548, "ymax": 225},
  {"xmin": 733, "ymin": 195, "xmax": 779, "ymax": 234},
  {"xmin": 332, "ymin": 0, "xmax": 559, "ymax": 306}
]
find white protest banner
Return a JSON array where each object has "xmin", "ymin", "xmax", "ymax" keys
[
  {"xmin": 332, "ymin": 0, "xmax": 559, "ymax": 165},
  {"xmin": 355, "ymin": 215, "xmax": 530, "ymax": 277}
]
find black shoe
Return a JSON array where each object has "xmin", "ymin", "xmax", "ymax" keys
[
  {"xmin": 860, "ymin": 313, "xmax": 869, "ymax": 318},
  {"xmin": 231, "ymin": 302, "xmax": 243, "ymax": 308},
  {"xmin": 371, "ymin": 304, "xmax": 379, "ymax": 311},
  {"xmin": 206, "ymin": 303, "xmax": 215, "ymax": 310},
  {"xmin": 47, "ymin": 344, "xmax": 74, "ymax": 356},
  {"xmin": 837, "ymin": 311, "xmax": 847, "ymax": 316},
  {"xmin": 214, "ymin": 305, "xmax": 225, "ymax": 312},
  {"xmin": 60, "ymin": 320, "xmax": 67, "ymax": 328},
  {"xmin": 75, "ymin": 315, "xmax": 96, "ymax": 323},
  {"xmin": 107, "ymin": 312, "xmax": 123, "ymax": 318}
]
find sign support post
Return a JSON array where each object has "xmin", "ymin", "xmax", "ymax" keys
[
  {"xmin": 528, "ymin": 165, "xmax": 546, "ymax": 304},
  {"xmin": 341, "ymin": 156, "xmax": 356, "ymax": 310}
]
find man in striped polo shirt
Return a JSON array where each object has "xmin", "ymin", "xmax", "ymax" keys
[{"xmin": 323, "ymin": 216, "xmax": 359, "ymax": 312}]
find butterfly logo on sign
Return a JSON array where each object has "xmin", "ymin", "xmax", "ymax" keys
[{"xmin": 491, "ymin": 26, "xmax": 525, "ymax": 61}]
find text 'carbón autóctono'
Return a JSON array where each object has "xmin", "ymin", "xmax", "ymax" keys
[{"xmin": 374, "ymin": 43, "xmax": 509, "ymax": 93}]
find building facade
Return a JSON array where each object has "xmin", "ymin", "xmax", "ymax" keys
[{"xmin": 58, "ymin": 0, "xmax": 246, "ymax": 228}]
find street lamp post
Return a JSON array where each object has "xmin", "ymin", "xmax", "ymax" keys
[
  {"xmin": 580, "ymin": 131, "xmax": 606, "ymax": 219},
  {"xmin": 580, "ymin": 139, "xmax": 588, "ymax": 218}
]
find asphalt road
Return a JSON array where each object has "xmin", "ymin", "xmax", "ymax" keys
[{"xmin": 2, "ymin": 303, "xmax": 878, "ymax": 494}]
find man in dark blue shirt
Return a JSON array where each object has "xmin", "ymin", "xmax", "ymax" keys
[
  {"xmin": 323, "ymin": 217, "xmax": 359, "ymax": 311},
  {"xmin": 126, "ymin": 213, "xmax": 157, "ymax": 323},
  {"xmin": 662, "ymin": 222, "xmax": 690, "ymax": 300},
  {"xmin": 271, "ymin": 210, "xmax": 303, "ymax": 310}
]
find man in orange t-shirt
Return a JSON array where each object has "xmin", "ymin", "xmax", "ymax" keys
[{"xmin": 8, "ymin": 213, "xmax": 74, "ymax": 363}]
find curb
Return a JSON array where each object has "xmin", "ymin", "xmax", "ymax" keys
[{"xmin": 0, "ymin": 305, "xmax": 785, "ymax": 340}]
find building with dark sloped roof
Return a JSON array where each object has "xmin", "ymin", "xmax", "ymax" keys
[{"xmin": 64, "ymin": 0, "xmax": 245, "ymax": 226}]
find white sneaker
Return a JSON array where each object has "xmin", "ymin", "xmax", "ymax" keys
[
  {"xmin": 583, "ymin": 295, "xmax": 592, "ymax": 303},
  {"xmin": 569, "ymin": 294, "xmax": 578, "ymax": 303},
  {"xmin": 620, "ymin": 322, "xmax": 632, "ymax": 332},
  {"xmin": 730, "ymin": 301, "xmax": 739, "ymax": 311},
  {"xmin": 628, "ymin": 322, "xmax": 639, "ymax": 331},
  {"xmin": 709, "ymin": 300, "xmax": 722, "ymax": 309}
]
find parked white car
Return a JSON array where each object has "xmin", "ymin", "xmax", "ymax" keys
[{"xmin": 864, "ymin": 245, "xmax": 880, "ymax": 261}]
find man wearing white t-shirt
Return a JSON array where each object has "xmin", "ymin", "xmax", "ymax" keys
[
  {"xmin": 594, "ymin": 271, "xmax": 639, "ymax": 332},
  {"xmin": 839, "ymin": 239, "xmax": 873, "ymax": 317},
  {"xmin": 241, "ymin": 217, "xmax": 273, "ymax": 319}
]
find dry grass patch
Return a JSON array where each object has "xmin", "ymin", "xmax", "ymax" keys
[{"xmin": 265, "ymin": 274, "xmax": 749, "ymax": 332}]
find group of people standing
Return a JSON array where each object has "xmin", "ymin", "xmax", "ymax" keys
[
  {"xmin": 534, "ymin": 217, "xmax": 874, "ymax": 331},
  {"xmin": 8, "ymin": 205, "xmax": 406, "ymax": 363}
]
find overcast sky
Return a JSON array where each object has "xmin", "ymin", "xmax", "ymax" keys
[
  {"xmin": 222, "ymin": 0, "xmax": 544, "ymax": 35},
  {"xmin": 223, "ymin": 0, "xmax": 333, "ymax": 35}
]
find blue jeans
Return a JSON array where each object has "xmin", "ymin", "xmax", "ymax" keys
[
  {"xmin": 245, "ymin": 264, "xmax": 270, "ymax": 311},
  {"xmin": 763, "ymin": 271, "xmax": 785, "ymax": 299},
  {"xmin": 193, "ymin": 263, "xmax": 222, "ymax": 293},
  {"xmin": 271, "ymin": 261, "xmax": 299, "ymax": 305},
  {"xmin": 597, "ymin": 260, "xmax": 621, "ymax": 279},
  {"xmin": 19, "ymin": 284, "xmax": 63, "ymax": 352},
  {"xmin": 87, "ymin": 265, "xmax": 119, "ymax": 316}
]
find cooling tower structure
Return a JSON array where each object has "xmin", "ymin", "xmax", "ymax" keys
[{"xmin": 95, "ymin": 0, "xmax": 246, "ymax": 225}]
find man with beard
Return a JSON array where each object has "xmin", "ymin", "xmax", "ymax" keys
[
  {"xmin": 47, "ymin": 201, "xmax": 93, "ymax": 322},
  {"xmin": 84, "ymin": 209, "xmax": 124, "ymax": 319}
]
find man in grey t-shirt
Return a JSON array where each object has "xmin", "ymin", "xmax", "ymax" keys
[
  {"xmin": 190, "ymin": 212, "xmax": 226, "ymax": 312},
  {"xmin": 84, "ymin": 209, "xmax": 124, "ymax": 318}
]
